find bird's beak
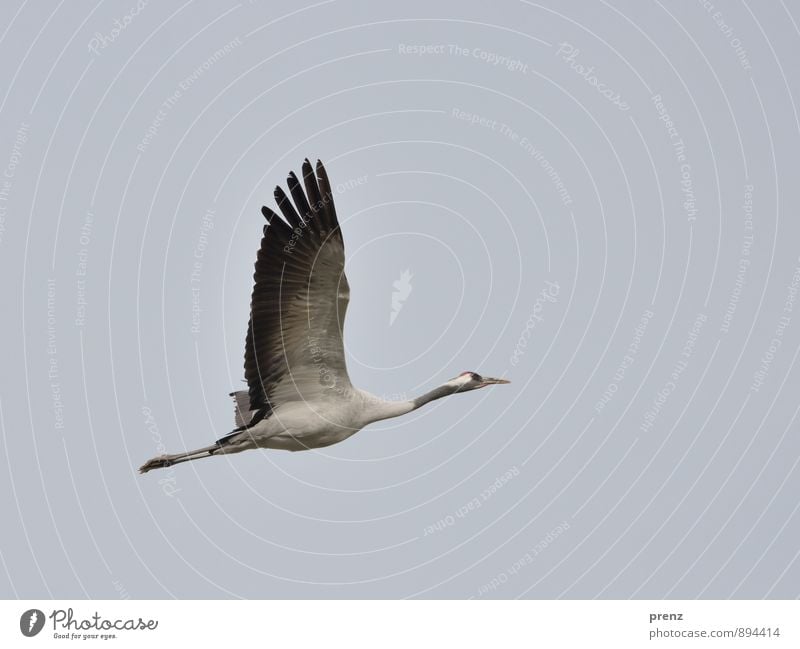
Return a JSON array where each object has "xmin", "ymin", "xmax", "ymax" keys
[{"xmin": 480, "ymin": 377, "xmax": 510, "ymax": 386}]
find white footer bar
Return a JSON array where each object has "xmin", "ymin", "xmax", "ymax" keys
[{"xmin": 1, "ymin": 600, "xmax": 796, "ymax": 647}]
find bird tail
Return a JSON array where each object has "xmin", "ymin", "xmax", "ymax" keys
[{"xmin": 138, "ymin": 443, "xmax": 220, "ymax": 474}]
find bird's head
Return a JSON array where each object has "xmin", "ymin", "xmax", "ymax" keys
[{"xmin": 449, "ymin": 371, "xmax": 510, "ymax": 392}]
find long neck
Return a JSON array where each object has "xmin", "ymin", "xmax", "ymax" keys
[
  {"xmin": 363, "ymin": 383, "xmax": 461, "ymax": 424},
  {"xmin": 411, "ymin": 384, "xmax": 461, "ymax": 409}
]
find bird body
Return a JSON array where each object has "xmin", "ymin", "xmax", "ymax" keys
[
  {"xmin": 219, "ymin": 388, "xmax": 412, "ymax": 453},
  {"xmin": 139, "ymin": 160, "xmax": 508, "ymax": 474}
]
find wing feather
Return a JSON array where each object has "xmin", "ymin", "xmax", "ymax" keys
[{"xmin": 243, "ymin": 159, "xmax": 350, "ymax": 417}]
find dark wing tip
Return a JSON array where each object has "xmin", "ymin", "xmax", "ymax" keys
[{"xmin": 261, "ymin": 205, "xmax": 277, "ymax": 222}]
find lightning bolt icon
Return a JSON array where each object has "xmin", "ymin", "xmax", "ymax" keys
[{"xmin": 28, "ymin": 611, "xmax": 37, "ymax": 632}]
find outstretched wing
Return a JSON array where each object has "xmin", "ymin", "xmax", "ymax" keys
[{"xmin": 243, "ymin": 159, "xmax": 351, "ymax": 420}]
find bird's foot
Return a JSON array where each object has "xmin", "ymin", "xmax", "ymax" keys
[{"xmin": 138, "ymin": 455, "xmax": 174, "ymax": 474}]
